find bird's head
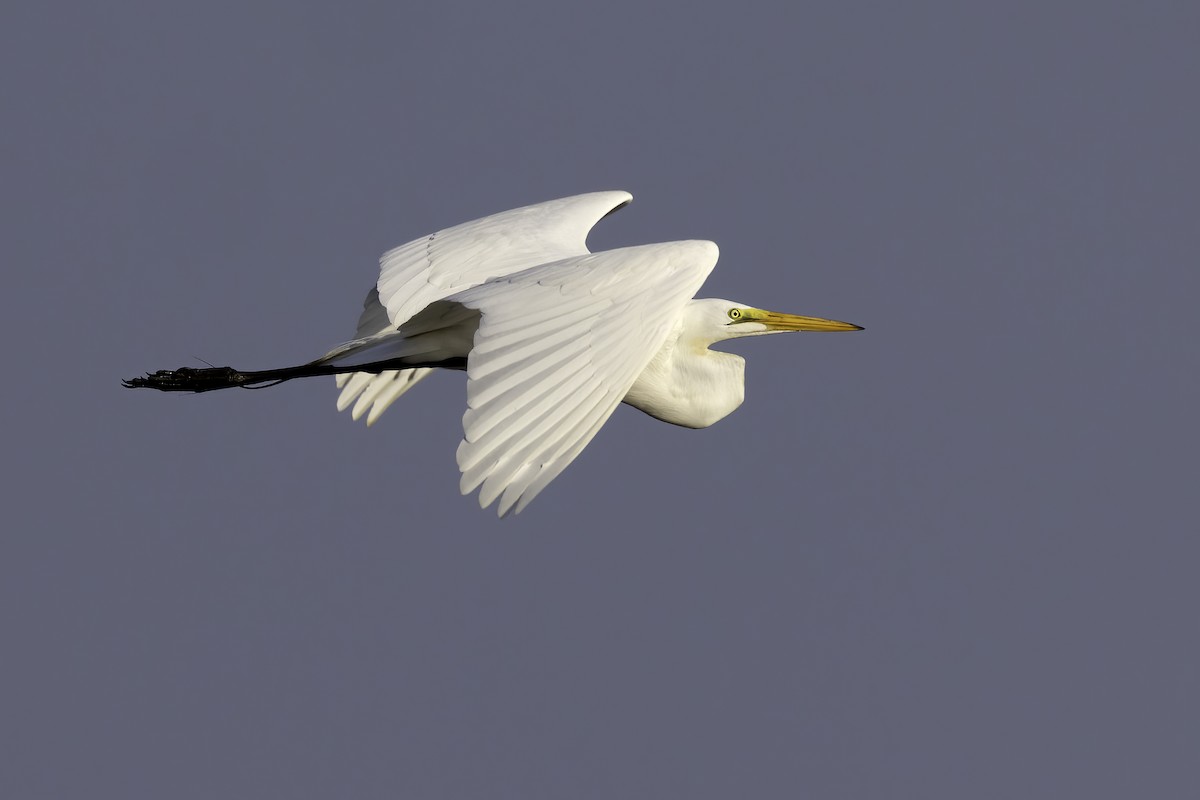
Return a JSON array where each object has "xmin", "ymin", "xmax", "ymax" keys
[{"xmin": 686, "ymin": 298, "xmax": 863, "ymax": 346}]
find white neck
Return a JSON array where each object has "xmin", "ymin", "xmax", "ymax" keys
[{"xmin": 622, "ymin": 320, "xmax": 746, "ymax": 429}]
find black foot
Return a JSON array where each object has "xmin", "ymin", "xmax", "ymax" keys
[{"xmin": 122, "ymin": 366, "xmax": 247, "ymax": 393}]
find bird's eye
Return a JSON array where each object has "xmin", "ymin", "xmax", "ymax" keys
[{"xmin": 727, "ymin": 308, "xmax": 742, "ymax": 320}]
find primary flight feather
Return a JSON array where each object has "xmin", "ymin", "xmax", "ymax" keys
[{"xmin": 125, "ymin": 191, "xmax": 862, "ymax": 516}]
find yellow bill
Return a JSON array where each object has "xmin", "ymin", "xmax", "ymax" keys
[{"xmin": 747, "ymin": 309, "xmax": 864, "ymax": 332}]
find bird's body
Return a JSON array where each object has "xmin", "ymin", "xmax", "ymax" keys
[{"xmin": 126, "ymin": 191, "xmax": 861, "ymax": 515}]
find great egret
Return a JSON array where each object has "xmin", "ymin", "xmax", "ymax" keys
[{"xmin": 125, "ymin": 191, "xmax": 862, "ymax": 515}]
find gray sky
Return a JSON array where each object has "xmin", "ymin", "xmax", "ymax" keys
[{"xmin": 3, "ymin": 1, "xmax": 1198, "ymax": 797}]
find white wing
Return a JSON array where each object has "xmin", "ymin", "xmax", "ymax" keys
[
  {"xmin": 449, "ymin": 240, "xmax": 719, "ymax": 517},
  {"xmin": 335, "ymin": 191, "xmax": 632, "ymax": 425},
  {"xmin": 377, "ymin": 190, "xmax": 632, "ymax": 327}
]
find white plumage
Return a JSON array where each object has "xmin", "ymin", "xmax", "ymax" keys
[{"xmin": 318, "ymin": 191, "xmax": 861, "ymax": 516}]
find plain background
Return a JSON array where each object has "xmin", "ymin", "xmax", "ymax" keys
[{"xmin": 3, "ymin": 2, "xmax": 1198, "ymax": 797}]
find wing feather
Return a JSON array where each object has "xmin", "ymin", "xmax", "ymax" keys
[
  {"xmin": 464, "ymin": 336, "xmax": 591, "ymax": 408},
  {"xmin": 480, "ymin": 293, "xmax": 608, "ymax": 337},
  {"xmin": 364, "ymin": 372, "xmax": 428, "ymax": 426},
  {"xmin": 461, "ymin": 356, "xmax": 594, "ymax": 444},
  {"xmin": 449, "ymin": 240, "xmax": 718, "ymax": 515},
  {"xmin": 500, "ymin": 394, "xmax": 615, "ymax": 516},
  {"xmin": 466, "ymin": 379, "xmax": 608, "ymax": 501},
  {"xmin": 351, "ymin": 370, "xmax": 403, "ymax": 421},
  {"xmin": 470, "ymin": 316, "xmax": 598, "ymax": 374},
  {"xmin": 336, "ymin": 371, "xmax": 376, "ymax": 408},
  {"xmin": 333, "ymin": 288, "xmax": 436, "ymax": 423}
]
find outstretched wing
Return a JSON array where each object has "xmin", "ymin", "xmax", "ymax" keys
[
  {"xmin": 335, "ymin": 191, "xmax": 632, "ymax": 424},
  {"xmin": 377, "ymin": 190, "xmax": 632, "ymax": 328},
  {"xmin": 449, "ymin": 240, "xmax": 719, "ymax": 516}
]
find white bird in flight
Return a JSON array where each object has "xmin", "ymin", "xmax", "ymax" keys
[{"xmin": 126, "ymin": 191, "xmax": 862, "ymax": 515}]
